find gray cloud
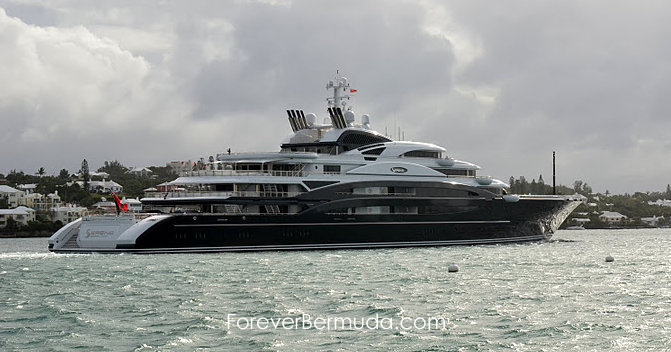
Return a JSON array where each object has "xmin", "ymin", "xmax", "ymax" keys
[{"xmin": 0, "ymin": 1, "xmax": 669, "ymax": 193}]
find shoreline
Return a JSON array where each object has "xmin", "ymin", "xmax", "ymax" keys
[
  {"xmin": 2, "ymin": 227, "xmax": 668, "ymax": 239},
  {"xmin": 0, "ymin": 231, "xmax": 53, "ymax": 238}
]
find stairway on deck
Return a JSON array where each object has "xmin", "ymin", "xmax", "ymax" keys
[{"xmin": 61, "ymin": 231, "xmax": 80, "ymax": 249}]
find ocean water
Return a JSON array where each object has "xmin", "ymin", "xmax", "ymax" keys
[{"xmin": 1, "ymin": 229, "xmax": 670, "ymax": 351}]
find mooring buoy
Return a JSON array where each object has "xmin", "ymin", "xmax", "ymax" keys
[
  {"xmin": 605, "ymin": 255, "xmax": 614, "ymax": 262},
  {"xmin": 448, "ymin": 264, "xmax": 459, "ymax": 273}
]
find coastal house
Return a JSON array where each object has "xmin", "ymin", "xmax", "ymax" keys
[
  {"xmin": 641, "ymin": 215, "xmax": 664, "ymax": 227},
  {"xmin": 168, "ymin": 160, "xmax": 195, "ymax": 174},
  {"xmin": 17, "ymin": 183, "xmax": 37, "ymax": 194},
  {"xmin": 51, "ymin": 205, "xmax": 88, "ymax": 224},
  {"xmin": 599, "ymin": 211, "xmax": 627, "ymax": 225},
  {"xmin": 648, "ymin": 199, "xmax": 671, "ymax": 207},
  {"xmin": 570, "ymin": 217, "xmax": 591, "ymax": 225},
  {"xmin": 24, "ymin": 192, "xmax": 62, "ymax": 211},
  {"xmin": 122, "ymin": 197, "xmax": 143, "ymax": 212},
  {"xmin": 0, "ymin": 206, "xmax": 36, "ymax": 228},
  {"xmin": 128, "ymin": 167, "xmax": 153, "ymax": 177},
  {"xmin": 73, "ymin": 179, "xmax": 123, "ymax": 194},
  {"xmin": 0, "ymin": 185, "xmax": 25, "ymax": 208}
]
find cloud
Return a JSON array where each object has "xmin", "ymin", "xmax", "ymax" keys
[
  {"xmin": 0, "ymin": 7, "xmax": 184, "ymax": 173},
  {"xmin": 1, "ymin": 1, "xmax": 670, "ymax": 193}
]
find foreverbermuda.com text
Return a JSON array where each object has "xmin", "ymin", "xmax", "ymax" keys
[{"xmin": 227, "ymin": 314, "xmax": 448, "ymax": 331}]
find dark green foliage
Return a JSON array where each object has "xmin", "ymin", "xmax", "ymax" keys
[
  {"xmin": 572, "ymin": 180, "xmax": 592, "ymax": 196},
  {"xmin": 36, "ymin": 177, "xmax": 59, "ymax": 195},
  {"xmin": 80, "ymin": 159, "xmax": 90, "ymax": 189},
  {"xmin": 58, "ymin": 169, "xmax": 70, "ymax": 181},
  {"xmin": 97, "ymin": 160, "xmax": 129, "ymax": 178},
  {"xmin": 6, "ymin": 170, "xmax": 35, "ymax": 185},
  {"xmin": 23, "ymin": 220, "xmax": 62, "ymax": 232},
  {"xmin": 3, "ymin": 217, "xmax": 18, "ymax": 231},
  {"xmin": 95, "ymin": 160, "xmax": 175, "ymax": 197},
  {"xmin": 57, "ymin": 183, "xmax": 95, "ymax": 207},
  {"xmin": 508, "ymin": 175, "xmax": 572, "ymax": 195}
]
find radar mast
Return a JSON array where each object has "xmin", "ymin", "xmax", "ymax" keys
[{"xmin": 326, "ymin": 71, "xmax": 352, "ymax": 110}]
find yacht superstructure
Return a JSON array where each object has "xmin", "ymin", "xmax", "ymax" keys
[{"xmin": 49, "ymin": 74, "xmax": 581, "ymax": 253}]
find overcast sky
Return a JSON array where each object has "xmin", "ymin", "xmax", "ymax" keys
[{"xmin": 1, "ymin": 0, "xmax": 670, "ymax": 194}]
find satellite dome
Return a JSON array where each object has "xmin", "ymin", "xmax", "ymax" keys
[
  {"xmin": 305, "ymin": 113, "xmax": 317, "ymax": 126},
  {"xmin": 361, "ymin": 114, "xmax": 371, "ymax": 129},
  {"xmin": 344, "ymin": 110, "xmax": 355, "ymax": 124}
]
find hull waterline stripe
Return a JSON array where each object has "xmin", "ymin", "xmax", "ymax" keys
[
  {"xmin": 172, "ymin": 220, "xmax": 511, "ymax": 227},
  {"xmin": 51, "ymin": 234, "xmax": 546, "ymax": 254}
]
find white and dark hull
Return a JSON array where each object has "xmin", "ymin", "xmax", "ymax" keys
[{"xmin": 49, "ymin": 195, "xmax": 581, "ymax": 253}]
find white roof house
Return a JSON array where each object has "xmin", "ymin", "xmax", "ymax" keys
[
  {"xmin": 24, "ymin": 192, "xmax": 62, "ymax": 211},
  {"xmin": 0, "ymin": 185, "xmax": 22, "ymax": 194},
  {"xmin": 122, "ymin": 197, "xmax": 142, "ymax": 212},
  {"xmin": 571, "ymin": 218, "xmax": 591, "ymax": 223},
  {"xmin": 51, "ymin": 205, "xmax": 88, "ymax": 224},
  {"xmin": 600, "ymin": 211, "xmax": 627, "ymax": 223},
  {"xmin": 0, "ymin": 206, "xmax": 36, "ymax": 227},
  {"xmin": 641, "ymin": 216, "xmax": 664, "ymax": 227},
  {"xmin": 74, "ymin": 179, "xmax": 123, "ymax": 194},
  {"xmin": 128, "ymin": 167, "xmax": 153, "ymax": 177},
  {"xmin": 0, "ymin": 185, "xmax": 26, "ymax": 208},
  {"xmin": 649, "ymin": 199, "xmax": 671, "ymax": 207},
  {"xmin": 17, "ymin": 184, "xmax": 37, "ymax": 194}
]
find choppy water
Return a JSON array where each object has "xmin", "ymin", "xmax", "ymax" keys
[{"xmin": 1, "ymin": 229, "xmax": 670, "ymax": 351}]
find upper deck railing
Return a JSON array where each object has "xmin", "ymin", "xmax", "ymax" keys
[
  {"xmin": 144, "ymin": 190, "xmax": 304, "ymax": 199},
  {"xmin": 179, "ymin": 169, "xmax": 305, "ymax": 177}
]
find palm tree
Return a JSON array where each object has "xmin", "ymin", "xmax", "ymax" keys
[{"xmin": 37, "ymin": 167, "xmax": 45, "ymax": 177}]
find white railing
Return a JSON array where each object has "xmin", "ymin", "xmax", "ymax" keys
[
  {"xmin": 180, "ymin": 169, "xmax": 305, "ymax": 177},
  {"xmin": 145, "ymin": 191, "xmax": 303, "ymax": 199}
]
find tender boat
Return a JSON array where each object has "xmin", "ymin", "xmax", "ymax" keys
[{"xmin": 49, "ymin": 74, "xmax": 582, "ymax": 253}]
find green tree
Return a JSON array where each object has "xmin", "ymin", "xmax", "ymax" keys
[
  {"xmin": 37, "ymin": 167, "xmax": 45, "ymax": 177},
  {"xmin": 58, "ymin": 169, "xmax": 70, "ymax": 181},
  {"xmin": 98, "ymin": 160, "xmax": 129, "ymax": 178},
  {"xmin": 36, "ymin": 176, "xmax": 59, "ymax": 195},
  {"xmin": 572, "ymin": 180, "xmax": 592, "ymax": 196},
  {"xmin": 80, "ymin": 159, "xmax": 90, "ymax": 190}
]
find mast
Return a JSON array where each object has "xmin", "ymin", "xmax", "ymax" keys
[
  {"xmin": 326, "ymin": 71, "xmax": 352, "ymax": 110},
  {"xmin": 553, "ymin": 151, "xmax": 556, "ymax": 195}
]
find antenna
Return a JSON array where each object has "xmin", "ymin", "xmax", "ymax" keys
[
  {"xmin": 326, "ymin": 71, "xmax": 351, "ymax": 110},
  {"xmin": 553, "ymin": 151, "xmax": 556, "ymax": 195}
]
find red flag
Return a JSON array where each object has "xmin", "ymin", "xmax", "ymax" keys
[
  {"xmin": 350, "ymin": 89, "xmax": 357, "ymax": 93},
  {"xmin": 111, "ymin": 192, "xmax": 128, "ymax": 213}
]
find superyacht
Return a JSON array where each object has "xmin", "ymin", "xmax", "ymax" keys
[{"xmin": 49, "ymin": 74, "xmax": 582, "ymax": 253}]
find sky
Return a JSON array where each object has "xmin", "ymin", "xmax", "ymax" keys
[{"xmin": 1, "ymin": 0, "xmax": 670, "ymax": 194}]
